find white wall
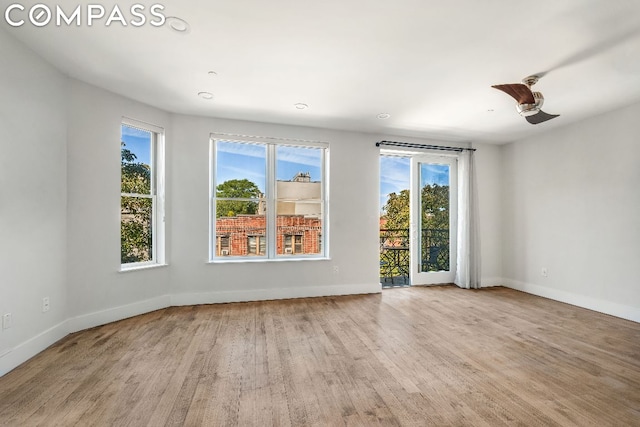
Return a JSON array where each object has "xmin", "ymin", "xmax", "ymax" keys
[
  {"xmin": 66, "ymin": 80, "xmax": 172, "ymax": 329},
  {"xmin": 0, "ymin": 32, "xmax": 69, "ymax": 375},
  {"xmin": 474, "ymin": 143, "xmax": 503, "ymax": 285},
  {"xmin": 502, "ymin": 102, "xmax": 640, "ymax": 322},
  {"xmin": 168, "ymin": 115, "xmax": 381, "ymax": 304}
]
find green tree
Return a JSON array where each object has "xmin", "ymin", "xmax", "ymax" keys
[
  {"xmin": 420, "ymin": 183, "xmax": 449, "ymax": 231},
  {"xmin": 381, "ymin": 189, "xmax": 410, "ymax": 230},
  {"xmin": 121, "ymin": 142, "xmax": 152, "ymax": 263},
  {"xmin": 216, "ymin": 179, "xmax": 261, "ymax": 218},
  {"xmin": 380, "ymin": 184, "xmax": 449, "ymax": 230}
]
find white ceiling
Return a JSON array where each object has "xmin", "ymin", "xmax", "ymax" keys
[{"xmin": 4, "ymin": 0, "xmax": 640, "ymax": 143}]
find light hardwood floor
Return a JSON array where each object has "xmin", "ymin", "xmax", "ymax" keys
[{"xmin": 1, "ymin": 286, "xmax": 639, "ymax": 426}]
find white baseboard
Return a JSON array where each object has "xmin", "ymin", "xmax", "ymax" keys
[
  {"xmin": 503, "ymin": 279, "xmax": 640, "ymax": 323},
  {"xmin": 66, "ymin": 295, "xmax": 172, "ymax": 333},
  {"xmin": 0, "ymin": 321, "xmax": 68, "ymax": 377},
  {"xmin": 480, "ymin": 277, "xmax": 503, "ymax": 287},
  {"xmin": 171, "ymin": 283, "xmax": 381, "ymax": 306}
]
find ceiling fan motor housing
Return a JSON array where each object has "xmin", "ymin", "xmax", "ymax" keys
[{"xmin": 517, "ymin": 91, "xmax": 544, "ymax": 117}]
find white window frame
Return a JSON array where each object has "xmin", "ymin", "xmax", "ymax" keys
[
  {"xmin": 120, "ymin": 118, "xmax": 166, "ymax": 271},
  {"xmin": 210, "ymin": 134, "xmax": 329, "ymax": 262}
]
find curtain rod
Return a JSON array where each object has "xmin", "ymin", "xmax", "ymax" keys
[{"xmin": 376, "ymin": 140, "xmax": 476, "ymax": 152}]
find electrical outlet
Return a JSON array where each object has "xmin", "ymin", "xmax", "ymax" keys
[
  {"xmin": 541, "ymin": 267, "xmax": 548, "ymax": 277},
  {"xmin": 333, "ymin": 265, "xmax": 339, "ymax": 274},
  {"xmin": 2, "ymin": 313, "xmax": 12, "ymax": 330},
  {"xmin": 42, "ymin": 297, "xmax": 50, "ymax": 313}
]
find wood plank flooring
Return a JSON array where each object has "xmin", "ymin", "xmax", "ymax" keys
[{"xmin": 1, "ymin": 286, "xmax": 639, "ymax": 426}]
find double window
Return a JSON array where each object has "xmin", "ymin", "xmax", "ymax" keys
[
  {"xmin": 120, "ymin": 119, "xmax": 165, "ymax": 269},
  {"xmin": 284, "ymin": 235, "xmax": 303, "ymax": 254},
  {"xmin": 210, "ymin": 136, "xmax": 328, "ymax": 260}
]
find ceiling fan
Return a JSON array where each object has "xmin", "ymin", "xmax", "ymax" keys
[{"xmin": 492, "ymin": 75, "xmax": 559, "ymax": 124}]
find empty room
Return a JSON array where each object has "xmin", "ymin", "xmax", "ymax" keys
[{"xmin": 1, "ymin": 1, "xmax": 639, "ymax": 425}]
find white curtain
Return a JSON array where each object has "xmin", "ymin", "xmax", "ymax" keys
[{"xmin": 455, "ymin": 150, "xmax": 480, "ymax": 289}]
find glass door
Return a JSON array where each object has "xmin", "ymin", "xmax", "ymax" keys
[
  {"xmin": 379, "ymin": 154, "xmax": 411, "ymax": 287},
  {"xmin": 410, "ymin": 155, "xmax": 457, "ymax": 285}
]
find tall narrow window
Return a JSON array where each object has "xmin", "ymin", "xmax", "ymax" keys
[
  {"xmin": 211, "ymin": 136, "xmax": 327, "ymax": 261},
  {"xmin": 120, "ymin": 119, "xmax": 164, "ymax": 269}
]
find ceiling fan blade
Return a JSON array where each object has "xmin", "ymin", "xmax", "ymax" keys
[
  {"xmin": 525, "ymin": 110, "xmax": 560, "ymax": 125},
  {"xmin": 491, "ymin": 83, "xmax": 535, "ymax": 104}
]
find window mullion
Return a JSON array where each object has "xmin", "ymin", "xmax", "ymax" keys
[
  {"xmin": 266, "ymin": 144, "xmax": 276, "ymax": 258},
  {"xmin": 151, "ymin": 194, "xmax": 157, "ymax": 263},
  {"xmin": 150, "ymin": 132, "xmax": 156, "ymax": 196},
  {"xmin": 321, "ymin": 147, "xmax": 328, "ymax": 258}
]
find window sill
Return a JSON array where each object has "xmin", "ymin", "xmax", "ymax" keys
[
  {"xmin": 119, "ymin": 263, "xmax": 168, "ymax": 273},
  {"xmin": 208, "ymin": 257, "xmax": 330, "ymax": 264}
]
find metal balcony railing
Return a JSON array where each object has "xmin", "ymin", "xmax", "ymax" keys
[
  {"xmin": 380, "ymin": 228, "xmax": 410, "ymax": 286},
  {"xmin": 380, "ymin": 228, "xmax": 449, "ymax": 287}
]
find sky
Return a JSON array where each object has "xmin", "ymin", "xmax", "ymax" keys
[
  {"xmin": 120, "ymin": 131, "xmax": 323, "ymax": 192},
  {"xmin": 120, "ymin": 132, "xmax": 450, "ymax": 208},
  {"xmin": 216, "ymin": 141, "xmax": 322, "ymax": 193},
  {"xmin": 121, "ymin": 125, "xmax": 151, "ymax": 165},
  {"xmin": 379, "ymin": 156, "xmax": 410, "ymax": 210},
  {"xmin": 379, "ymin": 155, "xmax": 449, "ymax": 211}
]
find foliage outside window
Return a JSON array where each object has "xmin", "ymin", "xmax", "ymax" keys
[
  {"xmin": 121, "ymin": 121, "xmax": 164, "ymax": 268},
  {"xmin": 381, "ymin": 184, "xmax": 449, "ymax": 231},
  {"xmin": 211, "ymin": 138, "xmax": 327, "ymax": 260},
  {"xmin": 380, "ymin": 155, "xmax": 451, "ymax": 281}
]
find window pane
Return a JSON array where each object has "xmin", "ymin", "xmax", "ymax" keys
[
  {"xmin": 259, "ymin": 236, "xmax": 266, "ymax": 254},
  {"xmin": 216, "ymin": 141, "xmax": 266, "ymax": 194},
  {"xmin": 121, "ymin": 196, "xmax": 153, "ymax": 263},
  {"xmin": 276, "ymin": 145, "xmax": 322, "ymax": 183},
  {"xmin": 277, "ymin": 204, "xmax": 322, "ymax": 256},
  {"xmin": 419, "ymin": 163, "xmax": 450, "ymax": 272},
  {"xmin": 294, "ymin": 235, "xmax": 303, "ymax": 253},
  {"xmin": 248, "ymin": 236, "xmax": 257, "ymax": 254},
  {"xmin": 215, "ymin": 200, "xmax": 266, "ymax": 257},
  {"xmin": 247, "ymin": 236, "xmax": 266, "ymax": 256},
  {"xmin": 217, "ymin": 236, "xmax": 230, "ymax": 256},
  {"xmin": 121, "ymin": 125, "xmax": 152, "ymax": 195},
  {"xmin": 275, "ymin": 146, "xmax": 323, "ymax": 256}
]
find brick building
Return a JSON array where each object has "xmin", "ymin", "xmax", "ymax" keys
[{"xmin": 215, "ymin": 173, "xmax": 322, "ymax": 257}]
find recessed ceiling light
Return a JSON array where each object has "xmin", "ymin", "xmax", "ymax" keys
[
  {"xmin": 166, "ymin": 16, "xmax": 190, "ymax": 33},
  {"xmin": 198, "ymin": 92, "xmax": 214, "ymax": 100},
  {"xmin": 208, "ymin": 71, "xmax": 218, "ymax": 76},
  {"xmin": 294, "ymin": 103, "xmax": 308, "ymax": 110},
  {"xmin": 377, "ymin": 113, "xmax": 391, "ymax": 119}
]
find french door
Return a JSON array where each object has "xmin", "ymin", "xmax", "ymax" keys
[{"xmin": 410, "ymin": 155, "xmax": 457, "ymax": 285}]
